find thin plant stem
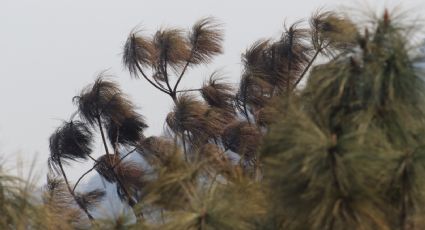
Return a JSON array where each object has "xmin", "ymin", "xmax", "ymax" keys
[
  {"xmin": 58, "ymin": 159, "xmax": 94, "ymax": 220},
  {"xmin": 173, "ymin": 50, "xmax": 195, "ymax": 93},
  {"xmin": 97, "ymin": 116, "xmax": 110, "ymax": 155},
  {"xmin": 182, "ymin": 131, "xmax": 188, "ymax": 162},
  {"xmin": 243, "ymin": 90, "xmax": 252, "ymax": 124},
  {"xmin": 113, "ymin": 173, "xmax": 136, "ymax": 207},
  {"xmin": 292, "ymin": 45, "xmax": 326, "ymax": 90},
  {"xmin": 176, "ymin": 88, "xmax": 202, "ymax": 93},
  {"xmin": 111, "ymin": 148, "xmax": 138, "ymax": 169},
  {"xmin": 286, "ymin": 33, "xmax": 294, "ymax": 95},
  {"xmin": 161, "ymin": 58, "xmax": 175, "ymax": 101},
  {"xmin": 72, "ymin": 148, "xmax": 138, "ymax": 192},
  {"xmin": 135, "ymin": 62, "xmax": 171, "ymax": 95},
  {"xmin": 72, "ymin": 166, "xmax": 96, "ymax": 193}
]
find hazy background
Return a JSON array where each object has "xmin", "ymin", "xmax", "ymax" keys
[{"xmin": 1, "ymin": 0, "xmax": 424, "ymax": 183}]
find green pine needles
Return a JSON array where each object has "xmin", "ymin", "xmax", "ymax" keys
[{"xmin": 262, "ymin": 10, "xmax": 425, "ymax": 230}]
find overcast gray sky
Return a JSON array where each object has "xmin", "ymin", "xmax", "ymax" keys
[{"xmin": 1, "ymin": 0, "xmax": 424, "ymax": 182}]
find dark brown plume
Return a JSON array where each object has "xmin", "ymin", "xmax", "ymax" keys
[
  {"xmin": 166, "ymin": 94, "xmax": 208, "ymax": 137},
  {"xmin": 235, "ymin": 73, "xmax": 272, "ymax": 115},
  {"xmin": 243, "ymin": 39, "xmax": 270, "ymax": 71},
  {"xmin": 152, "ymin": 28, "xmax": 191, "ymax": 69},
  {"xmin": 74, "ymin": 76, "xmax": 122, "ymax": 125},
  {"xmin": 203, "ymin": 107, "xmax": 236, "ymax": 139},
  {"xmin": 49, "ymin": 121, "xmax": 93, "ymax": 167},
  {"xmin": 106, "ymin": 114, "xmax": 147, "ymax": 147},
  {"xmin": 75, "ymin": 76, "xmax": 147, "ymax": 148},
  {"xmin": 94, "ymin": 154, "xmax": 120, "ymax": 183},
  {"xmin": 310, "ymin": 11, "xmax": 358, "ymax": 51},
  {"xmin": 123, "ymin": 32, "xmax": 154, "ymax": 77},
  {"xmin": 222, "ymin": 121, "xmax": 262, "ymax": 158},
  {"xmin": 139, "ymin": 136, "xmax": 179, "ymax": 162},
  {"xmin": 189, "ymin": 17, "xmax": 224, "ymax": 64},
  {"xmin": 201, "ymin": 72, "xmax": 235, "ymax": 114},
  {"xmin": 267, "ymin": 23, "xmax": 311, "ymax": 91}
]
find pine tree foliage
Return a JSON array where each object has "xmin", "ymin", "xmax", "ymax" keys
[
  {"xmin": 262, "ymin": 9, "xmax": 425, "ymax": 230},
  {"xmin": 3, "ymin": 7, "xmax": 425, "ymax": 230}
]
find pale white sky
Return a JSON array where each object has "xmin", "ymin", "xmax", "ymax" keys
[{"xmin": 1, "ymin": 0, "xmax": 424, "ymax": 182}]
